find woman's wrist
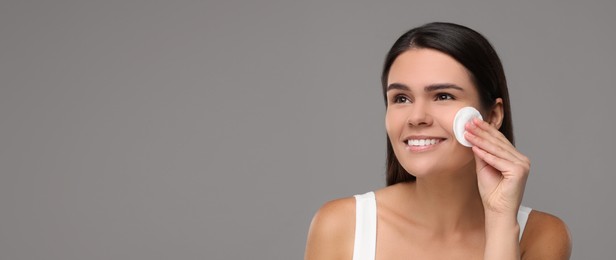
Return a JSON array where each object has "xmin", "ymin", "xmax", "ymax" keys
[
  {"xmin": 483, "ymin": 213, "xmax": 521, "ymax": 260},
  {"xmin": 485, "ymin": 218, "xmax": 519, "ymax": 239}
]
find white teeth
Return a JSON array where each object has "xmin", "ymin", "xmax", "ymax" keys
[{"xmin": 407, "ymin": 139, "xmax": 440, "ymax": 146}]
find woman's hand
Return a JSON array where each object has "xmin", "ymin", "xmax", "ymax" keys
[
  {"xmin": 465, "ymin": 118, "xmax": 530, "ymax": 259},
  {"xmin": 464, "ymin": 118, "xmax": 530, "ymax": 216}
]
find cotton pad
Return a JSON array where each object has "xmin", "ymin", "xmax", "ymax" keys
[{"xmin": 453, "ymin": 107, "xmax": 483, "ymax": 147}]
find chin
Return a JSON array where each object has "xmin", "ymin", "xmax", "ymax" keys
[
  {"xmin": 398, "ymin": 155, "xmax": 475, "ymax": 178},
  {"xmin": 401, "ymin": 165, "xmax": 445, "ymax": 178}
]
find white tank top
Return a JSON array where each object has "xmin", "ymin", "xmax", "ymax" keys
[{"xmin": 352, "ymin": 191, "xmax": 532, "ymax": 260}]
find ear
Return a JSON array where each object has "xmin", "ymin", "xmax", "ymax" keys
[{"xmin": 488, "ymin": 98, "xmax": 504, "ymax": 129}]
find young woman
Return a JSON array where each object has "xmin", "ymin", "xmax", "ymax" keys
[{"xmin": 305, "ymin": 22, "xmax": 571, "ymax": 260}]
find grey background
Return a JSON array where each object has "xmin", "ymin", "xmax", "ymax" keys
[{"xmin": 1, "ymin": 0, "xmax": 614, "ymax": 259}]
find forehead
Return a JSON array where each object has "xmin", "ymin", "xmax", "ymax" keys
[{"xmin": 387, "ymin": 48, "xmax": 475, "ymax": 91}]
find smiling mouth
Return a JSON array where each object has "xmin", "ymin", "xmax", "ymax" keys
[{"xmin": 405, "ymin": 138, "xmax": 443, "ymax": 147}]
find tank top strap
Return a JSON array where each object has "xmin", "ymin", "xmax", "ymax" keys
[
  {"xmin": 352, "ymin": 191, "xmax": 377, "ymax": 260},
  {"xmin": 517, "ymin": 205, "xmax": 532, "ymax": 241}
]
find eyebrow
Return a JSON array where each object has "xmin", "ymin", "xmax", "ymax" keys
[{"xmin": 386, "ymin": 83, "xmax": 464, "ymax": 92}]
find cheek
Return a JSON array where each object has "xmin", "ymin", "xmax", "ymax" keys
[
  {"xmin": 442, "ymin": 118, "xmax": 455, "ymax": 136},
  {"xmin": 384, "ymin": 110, "xmax": 393, "ymax": 133},
  {"xmin": 435, "ymin": 110, "xmax": 457, "ymax": 136},
  {"xmin": 385, "ymin": 109, "xmax": 403, "ymax": 136}
]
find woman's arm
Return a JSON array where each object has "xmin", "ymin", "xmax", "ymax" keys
[{"xmin": 304, "ymin": 198, "xmax": 355, "ymax": 260}]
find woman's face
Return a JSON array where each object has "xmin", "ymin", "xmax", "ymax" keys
[{"xmin": 385, "ymin": 48, "xmax": 483, "ymax": 178}]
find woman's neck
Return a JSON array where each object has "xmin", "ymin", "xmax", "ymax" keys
[{"xmin": 402, "ymin": 161, "xmax": 486, "ymax": 234}]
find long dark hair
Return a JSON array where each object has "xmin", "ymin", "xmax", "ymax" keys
[{"xmin": 382, "ymin": 22, "xmax": 514, "ymax": 186}]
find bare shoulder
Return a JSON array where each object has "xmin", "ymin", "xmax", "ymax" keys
[
  {"xmin": 304, "ymin": 196, "xmax": 356, "ymax": 260},
  {"xmin": 521, "ymin": 209, "xmax": 572, "ymax": 260}
]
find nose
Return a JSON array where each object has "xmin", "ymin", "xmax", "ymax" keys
[{"xmin": 406, "ymin": 103, "xmax": 433, "ymax": 127}]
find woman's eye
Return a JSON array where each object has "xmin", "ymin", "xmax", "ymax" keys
[
  {"xmin": 435, "ymin": 93, "xmax": 455, "ymax": 101},
  {"xmin": 393, "ymin": 95, "xmax": 411, "ymax": 103}
]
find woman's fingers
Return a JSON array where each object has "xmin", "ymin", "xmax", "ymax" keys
[
  {"xmin": 470, "ymin": 142, "xmax": 528, "ymax": 178},
  {"xmin": 464, "ymin": 130, "xmax": 519, "ymax": 167},
  {"xmin": 464, "ymin": 119, "xmax": 530, "ymax": 178},
  {"xmin": 465, "ymin": 118, "xmax": 529, "ymax": 164},
  {"xmin": 464, "ymin": 132, "xmax": 519, "ymax": 170},
  {"xmin": 472, "ymin": 118, "xmax": 510, "ymax": 144}
]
